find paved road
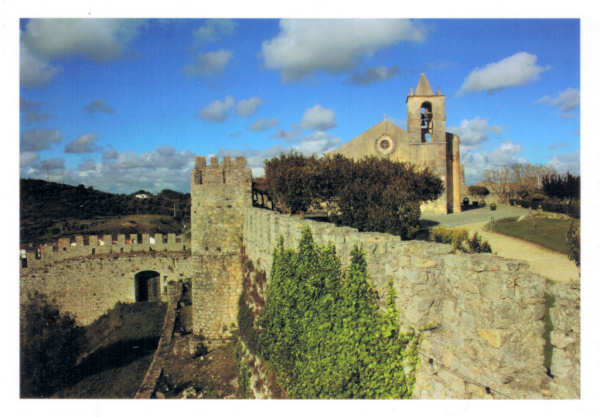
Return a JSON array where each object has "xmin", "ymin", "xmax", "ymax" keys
[
  {"xmin": 421, "ymin": 204, "xmax": 531, "ymax": 227},
  {"xmin": 422, "ymin": 204, "xmax": 579, "ymax": 283}
]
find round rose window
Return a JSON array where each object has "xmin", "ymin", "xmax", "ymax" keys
[{"xmin": 375, "ymin": 135, "xmax": 395, "ymax": 155}]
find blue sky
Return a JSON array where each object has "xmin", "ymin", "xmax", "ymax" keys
[{"xmin": 18, "ymin": 18, "xmax": 580, "ymax": 193}]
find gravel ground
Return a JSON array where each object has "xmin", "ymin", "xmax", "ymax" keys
[
  {"xmin": 421, "ymin": 204, "xmax": 579, "ymax": 283},
  {"xmin": 421, "ymin": 204, "xmax": 531, "ymax": 227}
]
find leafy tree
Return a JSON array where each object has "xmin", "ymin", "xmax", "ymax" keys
[
  {"xmin": 264, "ymin": 154, "xmax": 443, "ymax": 239},
  {"xmin": 468, "ymin": 185, "xmax": 490, "ymax": 200},
  {"xmin": 20, "ymin": 291, "xmax": 87, "ymax": 397},
  {"xmin": 542, "ymin": 172, "xmax": 580, "ymax": 201}
]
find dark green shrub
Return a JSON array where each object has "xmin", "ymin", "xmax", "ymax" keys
[
  {"xmin": 264, "ymin": 153, "xmax": 320, "ymax": 214},
  {"xmin": 264, "ymin": 154, "xmax": 443, "ymax": 239},
  {"xmin": 20, "ymin": 291, "xmax": 87, "ymax": 397},
  {"xmin": 566, "ymin": 221, "xmax": 580, "ymax": 266},
  {"xmin": 468, "ymin": 185, "xmax": 490, "ymax": 200},
  {"xmin": 468, "ymin": 232, "xmax": 492, "ymax": 253},
  {"xmin": 431, "ymin": 226, "xmax": 492, "ymax": 254},
  {"xmin": 478, "ymin": 200, "xmax": 486, "ymax": 208},
  {"xmin": 542, "ymin": 172, "xmax": 580, "ymax": 200},
  {"xmin": 472, "ymin": 201, "xmax": 478, "ymax": 208},
  {"xmin": 490, "ymin": 203, "xmax": 497, "ymax": 211}
]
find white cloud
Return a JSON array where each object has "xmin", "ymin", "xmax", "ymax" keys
[
  {"xmin": 84, "ymin": 99, "xmax": 115, "ymax": 114},
  {"xmin": 102, "ymin": 149, "xmax": 118, "ymax": 160},
  {"xmin": 20, "ymin": 98, "xmax": 51, "ymax": 124},
  {"xmin": 65, "ymin": 133, "xmax": 101, "ymax": 154},
  {"xmin": 236, "ymin": 97, "xmax": 262, "ymax": 117},
  {"xmin": 20, "ymin": 19, "xmax": 144, "ymax": 88},
  {"xmin": 300, "ymin": 104, "xmax": 336, "ymax": 131},
  {"xmin": 193, "ymin": 19, "xmax": 237, "ymax": 43},
  {"xmin": 20, "ymin": 151, "xmax": 40, "ymax": 168},
  {"xmin": 271, "ymin": 127, "xmax": 303, "ymax": 142},
  {"xmin": 292, "ymin": 131, "xmax": 342, "ymax": 156},
  {"xmin": 22, "ymin": 19, "xmax": 144, "ymax": 61},
  {"xmin": 199, "ymin": 95, "xmax": 235, "ymax": 122},
  {"xmin": 537, "ymin": 88, "xmax": 580, "ymax": 117},
  {"xmin": 262, "ymin": 19, "xmax": 426, "ymax": 81},
  {"xmin": 78, "ymin": 159, "xmax": 99, "ymax": 172},
  {"xmin": 21, "ymin": 128, "xmax": 62, "ymax": 151},
  {"xmin": 458, "ymin": 52, "xmax": 550, "ymax": 95},
  {"xmin": 461, "ymin": 140, "xmax": 526, "ymax": 184},
  {"xmin": 20, "ymin": 40, "xmax": 60, "ymax": 88},
  {"xmin": 27, "ymin": 146, "xmax": 196, "ymax": 194},
  {"xmin": 348, "ymin": 65, "xmax": 399, "ymax": 85},
  {"xmin": 39, "ymin": 158, "xmax": 65, "ymax": 172},
  {"xmin": 447, "ymin": 117, "xmax": 502, "ymax": 150},
  {"xmin": 249, "ymin": 117, "xmax": 279, "ymax": 132},
  {"xmin": 547, "ymin": 152, "xmax": 580, "ymax": 175},
  {"xmin": 184, "ymin": 50, "xmax": 233, "ymax": 77}
]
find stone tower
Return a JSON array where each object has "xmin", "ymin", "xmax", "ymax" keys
[
  {"xmin": 406, "ymin": 73, "xmax": 447, "ymax": 144},
  {"xmin": 406, "ymin": 73, "xmax": 461, "ymax": 213},
  {"xmin": 190, "ymin": 156, "xmax": 252, "ymax": 341}
]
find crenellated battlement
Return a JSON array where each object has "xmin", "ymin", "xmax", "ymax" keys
[
  {"xmin": 20, "ymin": 232, "xmax": 189, "ymax": 269},
  {"xmin": 191, "ymin": 156, "xmax": 251, "ymax": 186}
]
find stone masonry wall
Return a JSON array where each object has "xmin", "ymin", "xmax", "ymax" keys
[
  {"xmin": 547, "ymin": 282, "xmax": 580, "ymax": 398},
  {"xmin": 243, "ymin": 207, "xmax": 579, "ymax": 399},
  {"xmin": 20, "ymin": 251, "xmax": 193, "ymax": 326},
  {"xmin": 190, "ymin": 156, "xmax": 252, "ymax": 340},
  {"xmin": 20, "ymin": 232, "xmax": 188, "ymax": 270}
]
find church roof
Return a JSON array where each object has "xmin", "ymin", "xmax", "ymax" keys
[
  {"xmin": 326, "ymin": 119, "xmax": 407, "ymax": 160},
  {"xmin": 414, "ymin": 73, "xmax": 434, "ymax": 96}
]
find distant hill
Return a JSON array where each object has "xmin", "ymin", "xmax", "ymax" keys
[{"xmin": 20, "ymin": 179, "xmax": 191, "ymax": 244}]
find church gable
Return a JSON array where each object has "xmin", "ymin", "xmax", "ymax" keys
[{"xmin": 328, "ymin": 120, "xmax": 407, "ymax": 160}]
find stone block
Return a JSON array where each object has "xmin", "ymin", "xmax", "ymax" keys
[{"xmin": 477, "ymin": 328, "xmax": 510, "ymax": 348}]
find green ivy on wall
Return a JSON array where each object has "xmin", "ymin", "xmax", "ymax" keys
[{"xmin": 255, "ymin": 226, "xmax": 420, "ymax": 399}]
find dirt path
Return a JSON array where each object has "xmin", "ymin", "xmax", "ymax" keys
[{"xmin": 462, "ymin": 222, "xmax": 579, "ymax": 283}]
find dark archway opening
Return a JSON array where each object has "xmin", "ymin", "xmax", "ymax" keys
[
  {"xmin": 135, "ymin": 270, "xmax": 161, "ymax": 302},
  {"xmin": 420, "ymin": 101, "xmax": 433, "ymax": 142}
]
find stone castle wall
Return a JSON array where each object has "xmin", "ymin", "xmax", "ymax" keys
[
  {"xmin": 20, "ymin": 248, "xmax": 193, "ymax": 326},
  {"xmin": 20, "ymin": 232, "xmax": 188, "ymax": 269},
  {"xmin": 190, "ymin": 156, "xmax": 252, "ymax": 340},
  {"xmin": 242, "ymin": 207, "xmax": 580, "ymax": 399}
]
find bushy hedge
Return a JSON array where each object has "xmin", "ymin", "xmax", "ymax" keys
[
  {"xmin": 258, "ymin": 227, "xmax": 419, "ymax": 398},
  {"xmin": 468, "ymin": 185, "xmax": 490, "ymax": 199},
  {"xmin": 542, "ymin": 172, "xmax": 580, "ymax": 200},
  {"xmin": 515, "ymin": 197, "xmax": 580, "ymax": 218},
  {"xmin": 265, "ymin": 153, "xmax": 444, "ymax": 239},
  {"xmin": 431, "ymin": 226, "xmax": 492, "ymax": 253},
  {"xmin": 566, "ymin": 221, "xmax": 580, "ymax": 267}
]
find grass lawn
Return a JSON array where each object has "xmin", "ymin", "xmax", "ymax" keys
[{"xmin": 489, "ymin": 215, "xmax": 579, "ymax": 255}]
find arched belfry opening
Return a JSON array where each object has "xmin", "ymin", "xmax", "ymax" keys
[
  {"xmin": 135, "ymin": 270, "xmax": 161, "ymax": 302},
  {"xmin": 420, "ymin": 101, "xmax": 433, "ymax": 142}
]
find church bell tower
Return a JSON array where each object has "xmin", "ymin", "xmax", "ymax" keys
[{"xmin": 406, "ymin": 73, "xmax": 447, "ymax": 144}]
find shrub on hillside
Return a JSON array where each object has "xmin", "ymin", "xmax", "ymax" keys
[{"xmin": 20, "ymin": 291, "xmax": 87, "ymax": 397}]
